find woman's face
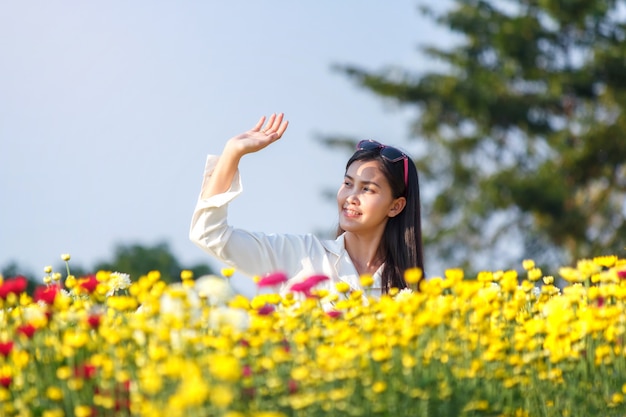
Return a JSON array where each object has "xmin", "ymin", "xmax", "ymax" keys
[{"xmin": 336, "ymin": 159, "xmax": 406, "ymax": 235}]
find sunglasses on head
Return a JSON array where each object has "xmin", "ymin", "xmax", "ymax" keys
[{"xmin": 356, "ymin": 139, "xmax": 409, "ymax": 190}]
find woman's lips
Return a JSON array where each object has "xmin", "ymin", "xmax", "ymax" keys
[{"xmin": 342, "ymin": 208, "xmax": 361, "ymax": 218}]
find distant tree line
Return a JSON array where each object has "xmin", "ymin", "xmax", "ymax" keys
[{"xmin": 1, "ymin": 241, "xmax": 214, "ymax": 293}]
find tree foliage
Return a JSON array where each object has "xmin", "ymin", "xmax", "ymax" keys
[
  {"xmin": 1, "ymin": 242, "xmax": 214, "ymax": 288},
  {"xmin": 334, "ymin": 0, "xmax": 626, "ymax": 272},
  {"xmin": 93, "ymin": 241, "xmax": 213, "ymax": 284}
]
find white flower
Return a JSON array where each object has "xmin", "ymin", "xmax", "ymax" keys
[
  {"xmin": 159, "ymin": 283, "xmax": 201, "ymax": 321},
  {"xmin": 394, "ymin": 287, "xmax": 414, "ymax": 302},
  {"xmin": 107, "ymin": 271, "xmax": 132, "ymax": 296},
  {"xmin": 22, "ymin": 304, "xmax": 47, "ymax": 323},
  {"xmin": 194, "ymin": 274, "xmax": 235, "ymax": 306},
  {"xmin": 208, "ymin": 306, "xmax": 250, "ymax": 331}
]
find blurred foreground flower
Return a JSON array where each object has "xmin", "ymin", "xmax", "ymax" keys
[{"xmin": 2, "ymin": 256, "xmax": 626, "ymax": 417}]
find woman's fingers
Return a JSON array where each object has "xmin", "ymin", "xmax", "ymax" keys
[
  {"xmin": 252, "ymin": 116, "xmax": 266, "ymax": 132},
  {"xmin": 275, "ymin": 119, "xmax": 289, "ymax": 138},
  {"xmin": 261, "ymin": 113, "xmax": 277, "ymax": 133},
  {"xmin": 248, "ymin": 113, "xmax": 288, "ymax": 139}
]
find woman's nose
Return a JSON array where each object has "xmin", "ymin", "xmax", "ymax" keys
[{"xmin": 346, "ymin": 193, "xmax": 359, "ymax": 204}]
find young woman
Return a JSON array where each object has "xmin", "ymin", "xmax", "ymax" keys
[{"xmin": 189, "ymin": 113, "xmax": 424, "ymax": 297}]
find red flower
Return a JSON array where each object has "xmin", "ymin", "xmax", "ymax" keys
[
  {"xmin": 257, "ymin": 272, "xmax": 288, "ymax": 288},
  {"xmin": 0, "ymin": 341, "xmax": 13, "ymax": 357},
  {"xmin": 283, "ymin": 340, "xmax": 291, "ymax": 352},
  {"xmin": 618, "ymin": 269, "xmax": 626, "ymax": 280},
  {"xmin": 74, "ymin": 363, "xmax": 98, "ymax": 379},
  {"xmin": 0, "ymin": 276, "xmax": 28, "ymax": 299},
  {"xmin": 87, "ymin": 314, "xmax": 102, "ymax": 329},
  {"xmin": 256, "ymin": 304, "xmax": 275, "ymax": 315},
  {"xmin": 78, "ymin": 275, "xmax": 99, "ymax": 293},
  {"xmin": 242, "ymin": 365, "xmax": 253, "ymax": 378},
  {"xmin": 243, "ymin": 387, "xmax": 256, "ymax": 399},
  {"xmin": 34, "ymin": 284, "xmax": 59, "ymax": 305},
  {"xmin": 17, "ymin": 324, "xmax": 36, "ymax": 339},
  {"xmin": 288, "ymin": 379, "xmax": 298, "ymax": 394},
  {"xmin": 0, "ymin": 376, "xmax": 11, "ymax": 388}
]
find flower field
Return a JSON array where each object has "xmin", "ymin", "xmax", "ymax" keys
[{"xmin": 2, "ymin": 256, "xmax": 626, "ymax": 416}]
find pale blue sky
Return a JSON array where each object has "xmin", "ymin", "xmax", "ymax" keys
[{"xmin": 0, "ymin": 1, "xmax": 452, "ymax": 289}]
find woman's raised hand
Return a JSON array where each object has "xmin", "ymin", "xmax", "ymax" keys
[
  {"xmin": 202, "ymin": 114, "xmax": 289, "ymax": 198},
  {"xmin": 226, "ymin": 113, "xmax": 289, "ymax": 156}
]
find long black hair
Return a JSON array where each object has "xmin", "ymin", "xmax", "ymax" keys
[{"xmin": 337, "ymin": 147, "xmax": 425, "ymax": 293}]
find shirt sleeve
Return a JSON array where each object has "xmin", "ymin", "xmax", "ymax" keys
[{"xmin": 188, "ymin": 155, "xmax": 314, "ymax": 279}]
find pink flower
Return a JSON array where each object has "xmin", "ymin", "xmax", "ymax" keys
[
  {"xmin": 256, "ymin": 304, "xmax": 275, "ymax": 315},
  {"xmin": 306, "ymin": 274, "xmax": 330, "ymax": 285},
  {"xmin": 289, "ymin": 274, "xmax": 330, "ymax": 297},
  {"xmin": 257, "ymin": 272, "xmax": 288, "ymax": 288},
  {"xmin": 326, "ymin": 310, "xmax": 342, "ymax": 319},
  {"xmin": 618, "ymin": 269, "xmax": 626, "ymax": 280}
]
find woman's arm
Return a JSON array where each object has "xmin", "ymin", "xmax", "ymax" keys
[{"xmin": 201, "ymin": 113, "xmax": 289, "ymax": 199}]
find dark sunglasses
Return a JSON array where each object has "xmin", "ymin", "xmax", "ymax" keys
[{"xmin": 356, "ymin": 140, "xmax": 409, "ymax": 190}]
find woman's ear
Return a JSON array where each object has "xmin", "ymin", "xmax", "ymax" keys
[{"xmin": 388, "ymin": 197, "xmax": 407, "ymax": 218}]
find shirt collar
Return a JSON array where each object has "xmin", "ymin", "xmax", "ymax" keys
[{"xmin": 321, "ymin": 233, "xmax": 346, "ymax": 256}]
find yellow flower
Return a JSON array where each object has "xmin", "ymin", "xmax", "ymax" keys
[
  {"xmin": 611, "ymin": 393, "xmax": 624, "ymax": 404},
  {"xmin": 360, "ymin": 274, "xmax": 374, "ymax": 288},
  {"xmin": 522, "ymin": 259, "xmax": 535, "ymax": 270},
  {"xmin": 209, "ymin": 354, "xmax": 241, "ymax": 381},
  {"xmin": 61, "ymin": 254, "xmax": 71, "ymax": 261},
  {"xmin": 594, "ymin": 255, "xmax": 617, "ymax": 268},
  {"xmin": 290, "ymin": 366, "xmax": 310, "ymax": 381},
  {"xmin": 559, "ymin": 267, "xmax": 585, "ymax": 283},
  {"xmin": 445, "ymin": 268, "xmax": 464, "ymax": 282},
  {"xmin": 42, "ymin": 410, "xmax": 64, "ymax": 417},
  {"xmin": 74, "ymin": 406, "xmax": 93, "ymax": 417},
  {"xmin": 64, "ymin": 275, "xmax": 76, "ymax": 289},
  {"xmin": 180, "ymin": 269, "xmax": 194, "ymax": 280},
  {"xmin": 477, "ymin": 271, "xmax": 493, "ymax": 282},
  {"xmin": 404, "ymin": 267, "xmax": 423, "ymax": 284},
  {"xmin": 210, "ymin": 385, "xmax": 235, "ymax": 408},
  {"xmin": 527, "ymin": 268, "xmax": 543, "ymax": 281},
  {"xmin": 463, "ymin": 400, "xmax": 489, "ymax": 412},
  {"xmin": 335, "ymin": 282, "xmax": 351, "ymax": 293},
  {"xmin": 372, "ymin": 381, "xmax": 387, "ymax": 393},
  {"xmin": 63, "ymin": 330, "xmax": 89, "ymax": 349},
  {"xmin": 221, "ymin": 267, "xmax": 236, "ymax": 278},
  {"xmin": 56, "ymin": 366, "xmax": 72, "ymax": 380},
  {"xmin": 46, "ymin": 386, "xmax": 63, "ymax": 401}
]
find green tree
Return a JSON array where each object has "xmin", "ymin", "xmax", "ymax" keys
[
  {"xmin": 94, "ymin": 241, "xmax": 213, "ymax": 284},
  {"xmin": 332, "ymin": 0, "xmax": 626, "ymax": 272}
]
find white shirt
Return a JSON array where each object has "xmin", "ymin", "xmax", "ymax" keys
[{"xmin": 189, "ymin": 155, "xmax": 382, "ymax": 297}]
